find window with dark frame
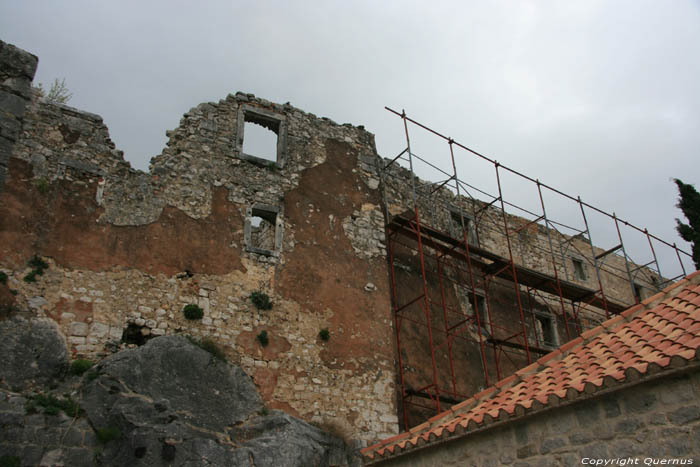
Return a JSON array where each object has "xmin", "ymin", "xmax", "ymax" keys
[
  {"xmin": 633, "ymin": 283, "xmax": 644, "ymax": 302},
  {"xmin": 534, "ymin": 313, "xmax": 557, "ymax": 348},
  {"xmin": 236, "ymin": 105, "xmax": 287, "ymax": 168},
  {"xmin": 244, "ymin": 205, "xmax": 282, "ymax": 257},
  {"xmin": 449, "ymin": 209, "xmax": 479, "ymax": 246},
  {"xmin": 572, "ymin": 257, "xmax": 587, "ymax": 281}
]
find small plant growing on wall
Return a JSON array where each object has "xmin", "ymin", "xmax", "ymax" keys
[
  {"xmin": 70, "ymin": 359, "xmax": 94, "ymax": 376},
  {"xmin": 250, "ymin": 291, "xmax": 272, "ymax": 310},
  {"xmin": 319, "ymin": 328, "xmax": 330, "ymax": 342},
  {"xmin": 257, "ymin": 330, "xmax": 269, "ymax": 347},
  {"xmin": 24, "ymin": 255, "xmax": 49, "ymax": 282},
  {"xmin": 0, "ymin": 272, "xmax": 7, "ymax": 285},
  {"xmin": 183, "ymin": 304, "xmax": 204, "ymax": 320}
]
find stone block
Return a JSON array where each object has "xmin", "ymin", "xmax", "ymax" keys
[
  {"xmin": 70, "ymin": 322, "xmax": 89, "ymax": 337},
  {"xmin": 667, "ymin": 406, "xmax": 700, "ymax": 425},
  {"xmin": 539, "ymin": 437, "xmax": 566, "ymax": 455}
]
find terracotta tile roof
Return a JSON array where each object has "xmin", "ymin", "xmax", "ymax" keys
[{"xmin": 362, "ymin": 270, "xmax": 700, "ymax": 464}]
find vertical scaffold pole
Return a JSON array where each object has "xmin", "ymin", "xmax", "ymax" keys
[
  {"xmin": 402, "ymin": 111, "xmax": 441, "ymax": 414},
  {"xmin": 578, "ymin": 197, "xmax": 610, "ymax": 318},
  {"xmin": 448, "ymin": 140, "xmax": 491, "ymax": 387},
  {"xmin": 536, "ymin": 181, "xmax": 571, "ymax": 341},
  {"xmin": 495, "ymin": 163, "xmax": 531, "ymax": 364}
]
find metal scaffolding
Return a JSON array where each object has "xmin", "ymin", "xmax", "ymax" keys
[{"xmin": 381, "ymin": 108, "xmax": 694, "ymax": 428}]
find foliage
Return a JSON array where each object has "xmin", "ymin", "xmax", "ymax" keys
[
  {"xmin": 86, "ymin": 370, "xmax": 100, "ymax": 381},
  {"xmin": 95, "ymin": 426, "xmax": 122, "ymax": 443},
  {"xmin": 25, "ymin": 393, "xmax": 82, "ymax": 417},
  {"xmin": 37, "ymin": 78, "xmax": 73, "ymax": 104},
  {"xmin": 0, "ymin": 455, "xmax": 21, "ymax": 467},
  {"xmin": 183, "ymin": 304, "xmax": 204, "ymax": 320},
  {"xmin": 256, "ymin": 330, "xmax": 269, "ymax": 347},
  {"xmin": 319, "ymin": 328, "xmax": 330, "ymax": 342},
  {"xmin": 674, "ymin": 179, "xmax": 700, "ymax": 270},
  {"xmin": 250, "ymin": 291, "xmax": 272, "ymax": 310},
  {"xmin": 24, "ymin": 255, "xmax": 49, "ymax": 282},
  {"xmin": 70, "ymin": 359, "xmax": 94, "ymax": 376},
  {"xmin": 0, "ymin": 272, "xmax": 7, "ymax": 284},
  {"xmin": 186, "ymin": 335, "xmax": 226, "ymax": 361},
  {"xmin": 35, "ymin": 177, "xmax": 50, "ymax": 194}
]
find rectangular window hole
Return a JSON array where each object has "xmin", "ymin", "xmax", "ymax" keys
[
  {"xmin": 535, "ymin": 314, "xmax": 556, "ymax": 348},
  {"xmin": 250, "ymin": 209, "xmax": 277, "ymax": 252},
  {"xmin": 449, "ymin": 209, "xmax": 478, "ymax": 246},
  {"xmin": 242, "ymin": 120, "xmax": 278, "ymax": 163},
  {"xmin": 572, "ymin": 258, "xmax": 586, "ymax": 281}
]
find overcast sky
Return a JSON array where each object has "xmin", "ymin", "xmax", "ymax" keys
[{"xmin": 2, "ymin": 0, "xmax": 698, "ymax": 278}]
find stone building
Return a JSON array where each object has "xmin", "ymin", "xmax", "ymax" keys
[{"xmin": 0, "ymin": 38, "xmax": 694, "ymax": 458}]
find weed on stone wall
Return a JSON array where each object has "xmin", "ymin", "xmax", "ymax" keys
[
  {"xmin": 25, "ymin": 393, "xmax": 82, "ymax": 417},
  {"xmin": 23, "ymin": 255, "xmax": 48, "ymax": 282},
  {"xmin": 183, "ymin": 304, "xmax": 204, "ymax": 320},
  {"xmin": 70, "ymin": 359, "xmax": 94, "ymax": 376},
  {"xmin": 0, "ymin": 455, "xmax": 21, "ymax": 467},
  {"xmin": 257, "ymin": 330, "xmax": 269, "ymax": 347},
  {"xmin": 250, "ymin": 291, "xmax": 272, "ymax": 310},
  {"xmin": 0, "ymin": 272, "xmax": 7, "ymax": 284},
  {"xmin": 34, "ymin": 177, "xmax": 50, "ymax": 194},
  {"xmin": 319, "ymin": 328, "xmax": 331, "ymax": 342},
  {"xmin": 95, "ymin": 426, "xmax": 122, "ymax": 443}
]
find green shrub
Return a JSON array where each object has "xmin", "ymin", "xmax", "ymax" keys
[
  {"xmin": 86, "ymin": 370, "xmax": 100, "ymax": 381},
  {"xmin": 24, "ymin": 255, "xmax": 48, "ymax": 282},
  {"xmin": 23, "ymin": 270, "xmax": 37, "ymax": 283},
  {"xmin": 0, "ymin": 272, "xmax": 7, "ymax": 284},
  {"xmin": 35, "ymin": 177, "xmax": 50, "ymax": 194},
  {"xmin": 70, "ymin": 359, "xmax": 94, "ymax": 376},
  {"xmin": 26, "ymin": 393, "xmax": 82, "ymax": 417},
  {"xmin": 319, "ymin": 328, "xmax": 330, "ymax": 342},
  {"xmin": 183, "ymin": 304, "xmax": 204, "ymax": 320},
  {"xmin": 250, "ymin": 291, "xmax": 272, "ymax": 310},
  {"xmin": 28, "ymin": 255, "xmax": 48, "ymax": 272},
  {"xmin": 0, "ymin": 455, "xmax": 21, "ymax": 467},
  {"xmin": 257, "ymin": 330, "xmax": 269, "ymax": 347},
  {"xmin": 95, "ymin": 426, "xmax": 122, "ymax": 443}
]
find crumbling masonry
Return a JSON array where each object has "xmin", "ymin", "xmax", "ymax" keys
[{"xmin": 0, "ymin": 40, "xmax": 688, "ymax": 446}]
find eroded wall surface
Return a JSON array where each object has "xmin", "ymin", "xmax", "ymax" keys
[{"xmin": 0, "ymin": 40, "xmax": 398, "ymax": 443}]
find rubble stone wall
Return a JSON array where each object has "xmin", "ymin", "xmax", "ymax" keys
[{"xmin": 0, "ymin": 39, "xmax": 397, "ymax": 443}]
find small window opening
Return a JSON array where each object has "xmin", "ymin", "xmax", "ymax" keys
[
  {"xmin": 468, "ymin": 293, "xmax": 489, "ymax": 335},
  {"xmin": 535, "ymin": 314, "xmax": 557, "ymax": 348},
  {"xmin": 572, "ymin": 258, "xmax": 586, "ymax": 281},
  {"xmin": 450, "ymin": 209, "xmax": 478, "ymax": 246},
  {"xmin": 245, "ymin": 205, "xmax": 282, "ymax": 256},
  {"xmin": 242, "ymin": 120, "xmax": 278, "ymax": 163},
  {"xmin": 633, "ymin": 283, "xmax": 644, "ymax": 302}
]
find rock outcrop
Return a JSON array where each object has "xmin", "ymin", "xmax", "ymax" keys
[
  {"xmin": 0, "ymin": 324, "xmax": 358, "ymax": 466},
  {"xmin": 0, "ymin": 316, "xmax": 69, "ymax": 390}
]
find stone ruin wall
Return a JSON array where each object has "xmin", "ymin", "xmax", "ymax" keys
[
  {"xmin": 0, "ymin": 40, "xmax": 398, "ymax": 444},
  {"xmin": 379, "ymin": 129, "xmax": 665, "ymax": 427},
  {"xmin": 382, "ymin": 159, "xmax": 662, "ymax": 318},
  {"xmin": 0, "ymin": 39, "xmax": 670, "ymax": 442}
]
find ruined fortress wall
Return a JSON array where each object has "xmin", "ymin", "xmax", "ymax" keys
[{"xmin": 0, "ymin": 40, "xmax": 398, "ymax": 443}]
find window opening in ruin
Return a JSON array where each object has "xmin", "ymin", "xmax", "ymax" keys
[
  {"xmin": 245, "ymin": 205, "xmax": 282, "ymax": 257},
  {"xmin": 242, "ymin": 120, "xmax": 278, "ymax": 163},
  {"xmin": 449, "ymin": 209, "xmax": 478, "ymax": 246},
  {"xmin": 633, "ymin": 283, "xmax": 644, "ymax": 302},
  {"xmin": 534, "ymin": 313, "xmax": 557, "ymax": 348},
  {"xmin": 237, "ymin": 105, "xmax": 287, "ymax": 168},
  {"xmin": 572, "ymin": 257, "xmax": 587, "ymax": 281},
  {"xmin": 469, "ymin": 293, "xmax": 489, "ymax": 335}
]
